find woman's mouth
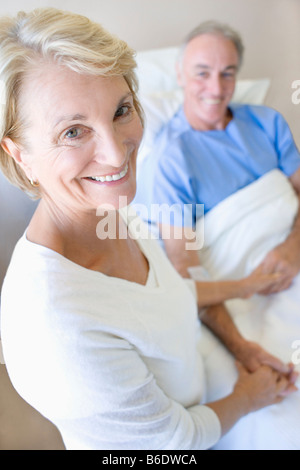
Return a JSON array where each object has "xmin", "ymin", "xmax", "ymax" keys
[{"xmin": 86, "ymin": 163, "xmax": 129, "ymax": 183}]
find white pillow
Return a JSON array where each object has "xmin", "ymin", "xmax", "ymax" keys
[
  {"xmin": 135, "ymin": 47, "xmax": 270, "ymax": 161},
  {"xmin": 136, "ymin": 47, "xmax": 180, "ymax": 95}
]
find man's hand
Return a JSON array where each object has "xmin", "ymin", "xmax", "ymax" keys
[
  {"xmin": 256, "ymin": 168, "xmax": 300, "ymax": 295},
  {"xmin": 256, "ymin": 238, "xmax": 300, "ymax": 295},
  {"xmin": 234, "ymin": 339, "xmax": 297, "ymax": 382}
]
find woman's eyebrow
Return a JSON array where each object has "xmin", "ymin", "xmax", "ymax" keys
[
  {"xmin": 53, "ymin": 92, "xmax": 133, "ymax": 128},
  {"xmin": 117, "ymin": 92, "xmax": 134, "ymax": 106},
  {"xmin": 53, "ymin": 113, "xmax": 87, "ymax": 128}
]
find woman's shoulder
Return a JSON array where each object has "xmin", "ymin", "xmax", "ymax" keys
[
  {"xmin": 1, "ymin": 233, "xmax": 101, "ymax": 316},
  {"xmin": 5, "ymin": 232, "xmax": 75, "ymax": 284}
]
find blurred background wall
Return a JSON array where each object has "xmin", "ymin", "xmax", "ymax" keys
[{"xmin": 1, "ymin": 0, "xmax": 298, "ymax": 145}]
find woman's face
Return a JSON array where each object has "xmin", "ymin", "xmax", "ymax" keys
[{"xmin": 17, "ymin": 62, "xmax": 143, "ymax": 214}]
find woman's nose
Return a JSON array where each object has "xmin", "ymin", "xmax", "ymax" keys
[{"xmin": 94, "ymin": 128, "xmax": 127, "ymax": 168}]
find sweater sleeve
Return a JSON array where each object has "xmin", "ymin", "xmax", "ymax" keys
[
  {"xmin": 1, "ymin": 235, "xmax": 221, "ymax": 451},
  {"xmin": 3, "ymin": 292, "xmax": 221, "ymax": 449},
  {"xmin": 2, "ymin": 303, "xmax": 221, "ymax": 450},
  {"xmin": 49, "ymin": 329, "xmax": 221, "ymax": 450},
  {"xmin": 184, "ymin": 278, "xmax": 197, "ymax": 299}
]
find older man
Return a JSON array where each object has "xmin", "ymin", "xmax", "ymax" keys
[
  {"xmin": 133, "ymin": 21, "xmax": 300, "ymax": 450},
  {"xmin": 135, "ymin": 21, "xmax": 300, "ymax": 293}
]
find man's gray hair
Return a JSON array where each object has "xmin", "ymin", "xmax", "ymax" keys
[{"xmin": 178, "ymin": 20, "xmax": 244, "ymax": 69}]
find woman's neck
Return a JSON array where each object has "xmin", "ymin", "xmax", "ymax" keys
[{"xmin": 26, "ymin": 199, "xmax": 149, "ymax": 284}]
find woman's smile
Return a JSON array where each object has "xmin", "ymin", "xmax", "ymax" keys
[
  {"xmin": 17, "ymin": 64, "xmax": 143, "ymax": 214},
  {"xmin": 85, "ymin": 162, "xmax": 129, "ymax": 183}
]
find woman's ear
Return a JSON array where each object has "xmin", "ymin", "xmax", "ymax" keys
[{"xmin": 1, "ymin": 137, "xmax": 31, "ymax": 179}]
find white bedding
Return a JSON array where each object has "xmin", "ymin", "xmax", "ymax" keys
[{"xmin": 195, "ymin": 169, "xmax": 300, "ymax": 450}]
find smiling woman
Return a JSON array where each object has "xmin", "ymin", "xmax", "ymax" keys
[
  {"xmin": 0, "ymin": 7, "xmax": 297, "ymax": 451},
  {"xmin": 5, "ymin": 65, "xmax": 142, "ymax": 216}
]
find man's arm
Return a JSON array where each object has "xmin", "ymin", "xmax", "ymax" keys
[
  {"xmin": 161, "ymin": 224, "xmax": 283, "ymax": 306},
  {"xmin": 199, "ymin": 303, "xmax": 291, "ymax": 375},
  {"xmin": 161, "ymin": 225, "xmax": 293, "ymax": 375}
]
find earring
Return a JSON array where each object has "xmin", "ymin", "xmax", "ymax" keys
[{"xmin": 29, "ymin": 178, "xmax": 39, "ymax": 187}]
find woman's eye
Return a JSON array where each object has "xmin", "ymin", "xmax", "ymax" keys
[
  {"xmin": 64, "ymin": 127, "xmax": 82, "ymax": 139},
  {"xmin": 115, "ymin": 104, "xmax": 132, "ymax": 119},
  {"xmin": 59, "ymin": 126, "xmax": 89, "ymax": 146}
]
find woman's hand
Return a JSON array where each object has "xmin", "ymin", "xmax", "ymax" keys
[
  {"xmin": 206, "ymin": 360, "xmax": 298, "ymax": 437},
  {"xmin": 240, "ymin": 265, "xmax": 285, "ymax": 298},
  {"xmin": 233, "ymin": 339, "xmax": 297, "ymax": 377},
  {"xmin": 233, "ymin": 362, "xmax": 298, "ymax": 415}
]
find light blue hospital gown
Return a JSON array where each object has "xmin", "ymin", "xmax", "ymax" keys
[{"xmin": 134, "ymin": 104, "xmax": 300, "ymax": 226}]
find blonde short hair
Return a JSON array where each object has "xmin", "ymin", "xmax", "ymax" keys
[{"xmin": 0, "ymin": 7, "xmax": 143, "ymax": 198}]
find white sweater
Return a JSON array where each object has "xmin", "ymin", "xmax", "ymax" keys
[{"xmin": 1, "ymin": 214, "xmax": 221, "ymax": 450}]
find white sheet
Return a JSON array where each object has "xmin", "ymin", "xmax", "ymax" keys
[{"xmin": 196, "ymin": 169, "xmax": 300, "ymax": 450}]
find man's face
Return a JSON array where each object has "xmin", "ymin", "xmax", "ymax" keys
[{"xmin": 177, "ymin": 33, "xmax": 239, "ymax": 131}]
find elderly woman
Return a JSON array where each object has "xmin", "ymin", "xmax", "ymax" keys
[{"xmin": 0, "ymin": 8, "xmax": 296, "ymax": 451}]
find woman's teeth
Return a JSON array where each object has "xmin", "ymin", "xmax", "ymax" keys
[{"xmin": 89, "ymin": 164, "xmax": 128, "ymax": 182}]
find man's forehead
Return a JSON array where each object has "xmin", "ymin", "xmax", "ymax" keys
[{"xmin": 183, "ymin": 34, "xmax": 239, "ymax": 66}]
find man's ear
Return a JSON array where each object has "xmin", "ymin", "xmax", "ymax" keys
[{"xmin": 1, "ymin": 137, "xmax": 31, "ymax": 179}]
